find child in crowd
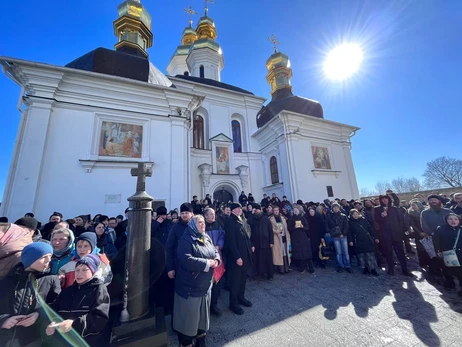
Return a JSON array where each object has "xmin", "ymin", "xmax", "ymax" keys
[
  {"xmin": 46, "ymin": 254, "xmax": 110, "ymax": 346},
  {"xmin": 50, "ymin": 227, "xmax": 75, "ymax": 274},
  {"xmin": 59, "ymin": 232, "xmax": 112, "ymax": 288},
  {"xmin": 0, "ymin": 242, "xmax": 54, "ymax": 347}
]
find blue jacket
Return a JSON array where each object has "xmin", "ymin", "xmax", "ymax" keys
[
  {"xmin": 165, "ymin": 220, "xmax": 189, "ymax": 272},
  {"xmin": 205, "ymin": 221, "xmax": 225, "ymax": 250},
  {"xmin": 50, "ymin": 250, "xmax": 74, "ymax": 275},
  {"xmin": 174, "ymin": 227, "xmax": 220, "ymax": 299}
]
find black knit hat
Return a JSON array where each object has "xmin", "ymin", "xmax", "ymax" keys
[
  {"xmin": 15, "ymin": 217, "xmax": 38, "ymax": 231},
  {"xmin": 156, "ymin": 206, "xmax": 168, "ymax": 216},
  {"xmin": 253, "ymin": 203, "xmax": 262, "ymax": 210},
  {"xmin": 427, "ymin": 194, "xmax": 443, "ymax": 203},
  {"xmin": 230, "ymin": 202, "xmax": 242, "ymax": 211},
  {"xmin": 180, "ymin": 203, "xmax": 193, "ymax": 213}
]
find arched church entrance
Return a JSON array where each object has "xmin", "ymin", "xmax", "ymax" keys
[
  {"xmin": 211, "ymin": 181, "xmax": 240, "ymax": 204},
  {"xmin": 213, "ymin": 188, "xmax": 233, "ymax": 204}
]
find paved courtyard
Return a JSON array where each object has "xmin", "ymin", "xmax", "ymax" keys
[{"xmin": 166, "ymin": 255, "xmax": 462, "ymax": 347}]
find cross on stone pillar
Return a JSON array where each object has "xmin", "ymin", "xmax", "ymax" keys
[{"xmin": 131, "ymin": 162, "xmax": 152, "ymax": 192}]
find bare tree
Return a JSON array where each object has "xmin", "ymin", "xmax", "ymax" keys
[
  {"xmin": 423, "ymin": 157, "xmax": 462, "ymax": 188},
  {"xmin": 374, "ymin": 181, "xmax": 391, "ymax": 195},
  {"xmin": 390, "ymin": 177, "xmax": 423, "ymax": 193},
  {"xmin": 359, "ymin": 187, "xmax": 377, "ymax": 197}
]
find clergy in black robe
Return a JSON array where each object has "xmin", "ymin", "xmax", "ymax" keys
[{"xmin": 248, "ymin": 204, "xmax": 274, "ymax": 280}]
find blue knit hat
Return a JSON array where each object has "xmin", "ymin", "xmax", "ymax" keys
[
  {"xmin": 76, "ymin": 254, "xmax": 101, "ymax": 275},
  {"xmin": 75, "ymin": 232, "xmax": 97, "ymax": 251},
  {"xmin": 21, "ymin": 242, "xmax": 53, "ymax": 269}
]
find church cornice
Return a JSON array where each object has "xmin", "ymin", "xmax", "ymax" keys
[{"xmin": 0, "ymin": 57, "xmax": 206, "ymax": 118}]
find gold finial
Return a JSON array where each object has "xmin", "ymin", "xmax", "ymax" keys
[
  {"xmin": 183, "ymin": 6, "xmax": 198, "ymax": 27},
  {"xmin": 268, "ymin": 34, "xmax": 280, "ymax": 53},
  {"xmin": 205, "ymin": 0, "xmax": 214, "ymax": 16}
]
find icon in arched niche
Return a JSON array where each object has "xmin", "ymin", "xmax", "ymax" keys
[
  {"xmin": 216, "ymin": 146, "xmax": 230, "ymax": 174},
  {"xmin": 311, "ymin": 146, "xmax": 331, "ymax": 170}
]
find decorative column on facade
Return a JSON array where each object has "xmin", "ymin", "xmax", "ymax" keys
[
  {"xmin": 236, "ymin": 165, "xmax": 249, "ymax": 191},
  {"xmin": 198, "ymin": 163, "xmax": 213, "ymax": 197}
]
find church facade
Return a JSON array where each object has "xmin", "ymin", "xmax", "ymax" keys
[{"xmin": 0, "ymin": 0, "xmax": 359, "ymax": 221}]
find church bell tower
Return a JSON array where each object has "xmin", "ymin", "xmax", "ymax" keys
[
  {"xmin": 186, "ymin": 0, "xmax": 224, "ymax": 81},
  {"xmin": 265, "ymin": 35, "xmax": 293, "ymax": 99},
  {"xmin": 113, "ymin": 0, "xmax": 153, "ymax": 58}
]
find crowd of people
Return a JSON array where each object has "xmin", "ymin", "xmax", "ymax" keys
[{"xmin": 0, "ymin": 189, "xmax": 461, "ymax": 347}]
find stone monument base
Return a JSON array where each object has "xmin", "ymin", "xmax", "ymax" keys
[{"xmin": 110, "ymin": 307, "xmax": 167, "ymax": 347}]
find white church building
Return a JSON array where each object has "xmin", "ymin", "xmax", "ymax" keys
[{"xmin": 0, "ymin": 0, "xmax": 360, "ymax": 221}]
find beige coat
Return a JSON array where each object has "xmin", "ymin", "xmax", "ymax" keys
[{"xmin": 270, "ymin": 216, "xmax": 291, "ymax": 266}]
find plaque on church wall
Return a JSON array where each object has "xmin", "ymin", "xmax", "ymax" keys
[
  {"xmin": 99, "ymin": 121, "xmax": 143, "ymax": 158},
  {"xmin": 312, "ymin": 146, "xmax": 332, "ymax": 170},
  {"xmin": 105, "ymin": 194, "xmax": 122, "ymax": 204},
  {"xmin": 216, "ymin": 146, "xmax": 230, "ymax": 174}
]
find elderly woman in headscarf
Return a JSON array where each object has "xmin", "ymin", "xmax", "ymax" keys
[
  {"xmin": 408, "ymin": 199, "xmax": 430, "ymax": 269},
  {"xmin": 173, "ymin": 215, "xmax": 220, "ymax": 347},
  {"xmin": 0, "ymin": 222, "xmax": 33, "ymax": 280},
  {"xmin": 50, "ymin": 227, "xmax": 75, "ymax": 275}
]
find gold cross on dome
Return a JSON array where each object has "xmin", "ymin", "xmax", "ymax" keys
[
  {"xmin": 268, "ymin": 34, "xmax": 280, "ymax": 53},
  {"xmin": 205, "ymin": 0, "xmax": 214, "ymax": 15},
  {"xmin": 183, "ymin": 6, "xmax": 198, "ymax": 26}
]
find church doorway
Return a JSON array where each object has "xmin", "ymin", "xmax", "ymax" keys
[{"xmin": 213, "ymin": 188, "xmax": 233, "ymax": 204}]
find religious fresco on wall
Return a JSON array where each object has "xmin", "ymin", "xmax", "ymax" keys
[
  {"xmin": 311, "ymin": 146, "xmax": 331, "ymax": 170},
  {"xmin": 99, "ymin": 121, "xmax": 143, "ymax": 158},
  {"xmin": 216, "ymin": 146, "xmax": 230, "ymax": 174}
]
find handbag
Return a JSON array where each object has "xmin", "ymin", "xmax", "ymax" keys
[
  {"xmin": 442, "ymin": 229, "xmax": 461, "ymax": 267},
  {"xmin": 319, "ymin": 240, "xmax": 334, "ymax": 259},
  {"xmin": 213, "ymin": 249, "xmax": 226, "ymax": 284},
  {"xmin": 419, "ymin": 236, "xmax": 437, "ymax": 259}
]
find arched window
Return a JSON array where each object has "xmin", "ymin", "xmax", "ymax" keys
[
  {"xmin": 270, "ymin": 156, "xmax": 279, "ymax": 184},
  {"xmin": 184, "ymin": 71, "xmax": 189, "ymax": 76},
  {"xmin": 193, "ymin": 115, "xmax": 205, "ymax": 149},
  {"xmin": 232, "ymin": 120, "xmax": 242, "ymax": 153},
  {"xmin": 199, "ymin": 65, "xmax": 205, "ymax": 78}
]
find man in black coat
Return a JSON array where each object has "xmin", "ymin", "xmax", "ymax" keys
[
  {"xmin": 374, "ymin": 195, "xmax": 413, "ymax": 277},
  {"xmin": 225, "ymin": 203, "xmax": 254, "ymax": 315},
  {"xmin": 248, "ymin": 204, "xmax": 274, "ymax": 280}
]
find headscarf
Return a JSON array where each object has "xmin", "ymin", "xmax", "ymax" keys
[
  {"xmin": 187, "ymin": 218, "xmax": 204, "ymax": 241},
  {"xmin": 51, "ymin": 228, "xmax": 75, "ymax": 258}
]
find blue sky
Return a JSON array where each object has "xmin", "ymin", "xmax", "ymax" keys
[{"xmin": 1, "ymin": 0, "xmax": 462, "ymax": 200}]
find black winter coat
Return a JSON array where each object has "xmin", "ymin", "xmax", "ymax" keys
[
  {"xmin": 288, "ymin": 215, "xmax": 312, "ymax": 260},
  {"xmin": 36, "ymin": 272, "xmax": 61, "ymax": 305},
  {"xmin": 225, "ymin": 214, "xmax": 253, "ymax": 265},
  {"xmin": 0, "ymin": 264, "xmax": 43, "ymax": 347},
  {"xmin": 349, "ymin": 218, "xmax": 376, "ymax": 254},
  {"xmin": 374, "ymin": 205, "xmax": 405, "ymax": 241},
  {"xmin": 249, "ymin": 214, "xmax": 274, "ymax": 249},
  {"xmin": 165, "ymin": 220, "xmax": 189, "ymax": 272},
  {"xmin": 306, "ymin": 213, "xmax": 323, "ymax": 248},
  {"xmin": 48, "ymin": 277, "xmax": 110, "ymax": 346},
  {"xmin": 325, "ymin": 212, "xmax": 349, "ymax": 238},
  {"xmin": 433, "ymin": 224, "xmax": 462, "ymax": 260}
]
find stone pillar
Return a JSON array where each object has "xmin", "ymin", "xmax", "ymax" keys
[
  {"xmin": 236, "ymin": 165, "xmax": 249, "ymax": 191},
  {"xmin": 126, "ymin": 162, "xmax": 153, "ymax": 320}
]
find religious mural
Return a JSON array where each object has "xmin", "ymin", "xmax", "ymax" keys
[
  {"xmin": 216, "ymin": 146, "xmax": 230, "ymax": 174},
  {"xmin": 311, "ymin": 146, "xmax": 331, "ymax": 169},
  {"xmin": 99, "ymin": 121, "xmax": 143, "ymax": 158}
]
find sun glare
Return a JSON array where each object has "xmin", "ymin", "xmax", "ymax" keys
[{"xmin": 323, "ymin": 43, "xmax": 363, "ymax": 81}]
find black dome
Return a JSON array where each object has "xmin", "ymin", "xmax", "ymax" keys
[{"xmin": 257, "ymin": 87, "xmax": 324, "ymax": 128}]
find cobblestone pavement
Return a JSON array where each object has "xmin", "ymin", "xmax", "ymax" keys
[{"xmin": 166, "ymin": 255, "xmax": 462, "ymax": 347}]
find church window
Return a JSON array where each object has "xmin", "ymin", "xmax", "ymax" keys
[
  {"xmin": 270, "ymin": 156, "xmax": 279, "ymax": 184},
  {"xmin": 327, "ymin": 186, "xmax": 334, "ymax": 198},
  {"xmin": 232, "ymin": 120, "xmax": 242, "ymax": 153},
  {"xmin": 200, "ymin": 65, "xmax": 205, "ymax": 78},
  {"xmin": 193, "ymin": 115, "xmax": 205, "ymax": 149}
]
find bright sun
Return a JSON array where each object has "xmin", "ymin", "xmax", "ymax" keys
[{"xmin": 323, "ymin": 43, "xmax": 363, "ymax": 81}]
